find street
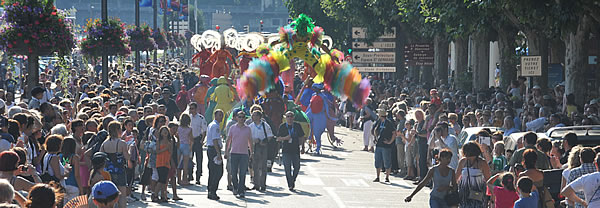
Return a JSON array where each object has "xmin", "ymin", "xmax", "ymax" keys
[{"xmin": 129, "ymin": 126, "xmax": 431, "ymax": 207}]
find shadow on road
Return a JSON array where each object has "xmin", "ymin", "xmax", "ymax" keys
[{"xmin": 291, "ymin": 189, "xmax": 322, "ymax": 197}]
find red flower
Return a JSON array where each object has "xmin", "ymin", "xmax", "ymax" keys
[
  {"xmin": 35, "ymin": 21, "xmax": 39, "ymax": 25},
  {"xmin": 7, "ymin": 44, "xmax": 13, "ymax": 48},
  {"xmin": 17, "ymin": 33, "xmax": 22, "ymax": 37},
  {"xmin": 24, "ymin": 39, "xmax": 29, "ymax": 44},
  {"xmin": 51, "ymin": 11, "xmax": 57, "ymax": 16}
]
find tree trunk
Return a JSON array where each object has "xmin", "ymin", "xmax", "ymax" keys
[
  {"xmin": 420, "ymin": 66, "xmax": 433, "ymax": 88},
  {"xmin": 434, "ymin": 34, "xmax": 449, "ymax": 86},
  {"xmin": 525, "ymin": 31, "xmax": 549, "ymax": 90},
  {"xmin": 454, "ymin": 37, "xmax": 469, "ymax": 90},
  {"xmin": 564, "ymin": 15, "xmax": 591, "ymax": 105},
  {"xmin": 470, "ymin": 33, "xmax": 490, "ymax": 92},
  {"xmin": 26, "ymin": 55, "xmax": 40, "ymax": 100},
  {"xmin": 498, "ymin": 26, "xmax": 518, "ymax": 89},
  {"xmin": 550, "ymin": 39, "xmax": 565, "ymax": 64}
]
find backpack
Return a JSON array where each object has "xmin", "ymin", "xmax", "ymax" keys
[
  {"xmin": 103, "ymin": 140, "xmax": 125, "ymax": 175},
  {"xmin": 87, "ymin": 130, "xmax": 108, "ymax": 160}
]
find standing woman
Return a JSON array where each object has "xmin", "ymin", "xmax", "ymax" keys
[
  {"xmin": 100, "ymin": 121, "xmax": 130, "ymax": 208},
  {"xmin": 177, "ymin": 113, "xmax": 193, "ymax": 185},
  {"xmin": 153, "ymin": 126, "xmax": 172, "ymax": 203},
  {"xmin": 456, "ymin": 141, "xmax": 491, "ymax": 208},
  {"xmin": 43, "ymin": 135, "xmax": 67, "ymax": 186},
  {"xmin": 59, "ymin": 137, "xmax": 82, "ymax": 203}
]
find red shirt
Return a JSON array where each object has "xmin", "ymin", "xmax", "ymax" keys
[{"xmin": 494, "ymin": 186, "xmax": 519, "ymax": 208}]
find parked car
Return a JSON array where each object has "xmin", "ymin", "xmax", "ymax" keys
[
  {"xmin": 457, "ymin": 127, "xmax": 500, "ymax": 147},
  {"xmin": 546, "ymin": 125, "xmax": 600, "ymax": 146}
]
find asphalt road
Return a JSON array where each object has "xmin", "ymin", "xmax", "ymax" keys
[{"xmin": 128, "ymin": 126, "xmax": 431, "ymax": 208}]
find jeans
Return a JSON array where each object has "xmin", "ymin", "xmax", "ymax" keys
[
  {"xmin": 190, "ymin": 138, "xmax": 204, "ymax": 180},
  {"xmin": 229, "ymin": 153, "xmax": 249, "ymax": 195},
  {"xmin": 418, "ymin": 137, "xmax": 428, "ymax": 179},
  {"xmin": 207, "ymin": 147, "xmax": 223, "ymax": 195},
  {"xmin": 282, "ymin": 153, "xmax": 300, "ymax": 188},
  {"xmin": 374, "ymin": 146, "xmax": 392, "ymax": 169},
  {"xmin": 252, "ymin": 143, "xmax": 268, "ymax": 189},
  {"xmin": 429, "ymin": 196, "xmax": 449, "ymax": 208}
]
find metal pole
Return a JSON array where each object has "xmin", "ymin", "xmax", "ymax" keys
[
  {"xmin": 101, "ymin": 0, "xmax": 109, "ymax": 86},
  {"xmin": 135, "ymin": 0, "xmax": 141, "ymax": 72},
  {"xmin": 194, "ymin": 0, "xmax": 198, "ymax": 34},
  {"xmin": 163, "ymin": 2, "xmax": 168, "ymax": 63},
  {"xmin": 153, "ymin": 0, "xmax": 157, "ymax": 63}
]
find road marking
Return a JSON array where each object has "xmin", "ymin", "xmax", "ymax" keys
[
  {"xmin": 324, "ymin": 187, "xmax": 346, "ymax": 208},
  {"xmin": 299, "ymin": 177, "xmax": 324, "ymax": 186},
  {"xmin": 340, "ymin": 178, "xmax": 369, "ymax": 187}
]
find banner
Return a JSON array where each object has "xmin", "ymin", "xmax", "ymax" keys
[{"xmin": 139, "ymin": 0, "xmax": 152, "ymax": 7}]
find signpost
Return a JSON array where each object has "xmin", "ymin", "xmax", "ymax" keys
[
  {"xmin": 404, "ymin": 43, "xmax": 434, "ymax": 66},
  {"xmin": 351, "ymin": 27, "xmax": 397, "ymax": 73},
  {"xmin": 520, "ymin": 56, "xmax": 542, "ymax": 76}
]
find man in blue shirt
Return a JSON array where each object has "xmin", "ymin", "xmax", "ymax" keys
[{"xmin": 206, "ymin": 109, "xmax": 224, "ymax": 200}]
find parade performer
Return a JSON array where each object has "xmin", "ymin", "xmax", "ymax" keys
[
  {"xmin": 270, "ymin": 14, "xmax": 330, "ymax": 71},
  {"xmin": 204, "ymin": 78, "xmax": 219, "ymax": 122},
  {"xmin": 192, "ymin": 48, "xmax": 213, "ymax": 76},
  {"xmin": 175, "ymin": 85, "xmax": 190, "ymax": 112},
  {"xmin": 237, "ymin": 44, "xmax": 270, "ymax": 74},
  {"xmin": 205, "ymin": 48, "xmax": 238, "ymax": 79},
  {"xmin": 190, "ymin": 75, "xmax": 210, "ymax": 115},
  {"xmin": 211, "ymin": 76, "xmax": 235, "ymax": 129},
  {"xmin": 305, "ymin": 83, "xmax": 337, "ymax": 155}
]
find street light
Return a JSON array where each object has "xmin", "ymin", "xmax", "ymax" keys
[
  {"xmin": 101, "ymin": 0, "xmax": 108, "ymax": 86},
  {"xmin": 260, "ymin": 19, "xmax": 263, "ymax": 32}
]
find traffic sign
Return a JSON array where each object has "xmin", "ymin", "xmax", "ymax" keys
[
  {"xmin": 352, "ymin": 42, "xmax": 396, "ymax": 49},
  {"xmin": 357, "ymin": 67, "xmax": 396, "ymax": 73},
  {"xmin": 404, "ymin": 43, "xmax": 434, "ymax": 66},
  {"xmin": 520, "ymin": 56, "xmax": 542, "ymax": 76},
  {"xmin": 352, "ymin": 27, "xmax": 396, "ymax": 39},
  {"xmin": 352, "ymin": 52, "xmax": 395, "ymax": 63}
]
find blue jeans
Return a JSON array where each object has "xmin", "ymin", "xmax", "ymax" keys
[
  {"xmin": 282, "ymin": 153, "xmax": 301, "ymax": 188},
  {"xmin": 374, "ymin": 146, "xmax": 392, "ymax": 169},
  {"xmin": 429, "ymin": 196, "xmax": 449, "ymax": 208},
  {"xmin": 230, "ymin": 153, "xmax": 249, "ymax": 195}
]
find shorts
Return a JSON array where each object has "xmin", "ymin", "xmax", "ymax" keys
[
  {"xmin": 152, "ymin": 167, "xmax": 158, "ymax": 181},
  {"xmin": 140, "ymin": 167, "xmax": 152, "ymax": 185},
  {"xmin": 179, "ymin": 143, "xmax": 191, "ymax": 157},
  {"xmin": 110, "ymin": 172, "xmax": 127, "ymax": 186},
  {"xmin": 374, "ymin": 146, "xmax": 392, "ymax": 169},
  {"xmin": 157, "ymin": 167, "xmax": 169, "ymax": 183},
  {"xmin": 126, "ymin": 168, "xmax": 135, "ymax": 187}
]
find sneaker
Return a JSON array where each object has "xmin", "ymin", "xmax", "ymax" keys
[
  {"xmin": 195, "ymin": 181, "xmax": 201, "ymax": 185},
  {"xmin": 373, "ymin": 178, "xmax": 380, "ymax": 182},
  {"xmin": 385, "ymin": 178, "xmax": 390, "ymax": 183}
]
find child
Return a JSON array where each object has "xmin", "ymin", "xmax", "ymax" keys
[
  {"xmin": 488, "ymin": 172, "xmax": 519, "ymax": 208},
  {"xmin": 514, "ymin": 176, "xmax": 539, "ymax": 208},
  {"xmin": 491, "ymin": 142, "xmax": 507, "ymax": 174},
  {"xmin": 403, "ymin": 119, "xmax": 417, "ymax": 181}
]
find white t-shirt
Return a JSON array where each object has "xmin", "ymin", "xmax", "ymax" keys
[
  {"xmin": 0, "ymin": 139, "xmax": 12, "ymax": 152},
  {"xmin": 568, "ymin": 172, "xmax": 600, "ymax": 207}
]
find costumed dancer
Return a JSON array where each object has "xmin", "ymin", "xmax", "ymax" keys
[
  {"xmin": 204, "ymin": 78, "xmax": 219, "ymax": 122},
  {"xmin": 237, "ymin": 44, "xmax": 270, "ymax": 74},
  {"xmin": 271, "ymin": 14, "xmax": 330, "ymax": 70},
  {"xmin": 192, "ymin": 47, "xmax": 213, "ymax": 76},
  {"xmin": 205, "ymin": 47, "xmax": 238, "ymax": 79},
  {"xmin": 305, "ymin": 83, "xmax": 336, "ymax": 155},
  {"xmin": 190, "ymin": 75, "xmax": 210, "ymax": 115},
  {"xmin": 211, "ymin": 76, "xmax": 235, "ymax": 130}
]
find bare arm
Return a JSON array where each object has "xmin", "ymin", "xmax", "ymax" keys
[
  {"xmin": 456, "ymin": 158, "xmax": 465, "ymax": 183},
  {"xmin": 561, "ymin": 186, "xmax": 588, "ymax": 207},
  {"xmin": 405, "ymin": 167, "xmax": 434, "ymax": 202}
]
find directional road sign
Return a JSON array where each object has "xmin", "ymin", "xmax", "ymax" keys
[
  {"xmin": 352, "ymin": 52, "xmax": 395, "ymax": 63},
  {"xmin": 404, "ymin": 43, "xmax": 434, "ymax": 66},
  {"xmin": 357, "ymin": 67, "xmax": 396, "ymax": 73},
  {"xmin": 352, "ymin": 27, "xmax": 396, "ymax": 39},
  {"xmin": 352, "ymin": 42, "xmax": 396, "ymax": 49}
]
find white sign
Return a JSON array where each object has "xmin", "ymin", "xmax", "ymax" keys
[
  {"xmin": 352, "ymin": 42, "xmax": 396, "ymax": 49},
  {"xmin": 357, "ymin": 67, "xmax": 396, "ymax": 73},
  {"xmin": 352, "ymin": 27, "xmax": 396, "ymax": 39},
  {"xmin": 520, "ymin": 56, "xmax": 542, "ymax": 76},
  {"xmin": 352, "ymin": 52, "xmax": 395, "ymax": 63}
]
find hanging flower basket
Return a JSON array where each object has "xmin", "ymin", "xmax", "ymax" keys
[
  {"xmin": 152, "ymin": 29, "xmax": 168, "ymax": 50},
  {"xmin": 127, "ymin": 24, "xmax": 156, "ymax": 51},
  {"xmin": 0, "ymin": 0, "xmax": 75, "ymax": 56},
  {"xmin": 80, "ymin": 18, "xmax": 130, "ymax": 57}
]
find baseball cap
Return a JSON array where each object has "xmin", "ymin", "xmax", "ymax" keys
[{"xmin": 92, "ymin": 181, "xmax": 120, "ymax": 200}]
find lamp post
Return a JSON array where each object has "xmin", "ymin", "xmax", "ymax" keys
[
  {"xmin": 101, "ymin": 0, "xmax": 108, "ymax": 86},
  {"xmin": 153, "ymin": 0, "xmax": 158, "ymax": 63},
  {"xmin": 135, "ymin": 0, "xmax": 140, "ymax": 71}
]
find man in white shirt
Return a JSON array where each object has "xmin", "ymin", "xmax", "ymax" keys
[
  {"xmin": 561, "ymin": 154, "xmax": 600, "ymax": 208},
  {"xmin": 188, "ymin": 102, "xmax": 208, "ymax": 184},
  {"xmin": 206, "ymin": 109, "xmax": 224, "ymax": 200},
  {"xmin": 42, "ymin": 81, "xmax": 54, "ymax": 103},
  {"xmin": 248, "ymin": 111, "xmax": 274, "ymax": 191},
  {"xmin": 431, "ymin": 122, "xmax": 459, "ymax": 169}
]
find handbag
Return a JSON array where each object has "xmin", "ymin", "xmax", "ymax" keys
[
  {"xmin": 466, "ymin": 160, "xmax": 485, "ymax": 202},
  {"xmin": 539, "ymin": 185, "xmax": 555, "ymax": 208},
  {"xmin": 444, "ymin": 190, "xmax": 460, "ymax": 206},
  {"xmin": 40, "ymin": 155, "xmax": 60, "ymax": 183}
]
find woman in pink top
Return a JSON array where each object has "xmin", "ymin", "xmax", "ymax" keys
[
  {"xmin": 487, "ymin": 172, "xmax": 519, "ymax": 208},
  {"xmin": 225, "ymin": 111, "xmax": 254, "ymax": 198},
  {"xmin": 178, "ymin": 113, "xmax": 194, "ymax": 185}
]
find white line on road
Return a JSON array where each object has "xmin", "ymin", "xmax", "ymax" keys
[{"xmin": 324, "ymin": 187, "xmax": 346, "ymax": 208}]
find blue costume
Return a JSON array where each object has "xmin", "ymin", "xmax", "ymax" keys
[
  {"xmin": 204, "ymin": 78, "xmax": 219, "ymax": 122},
  {"xmin": 305, "ymin": 83, "xmax": 336, "ymax": 154}
]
